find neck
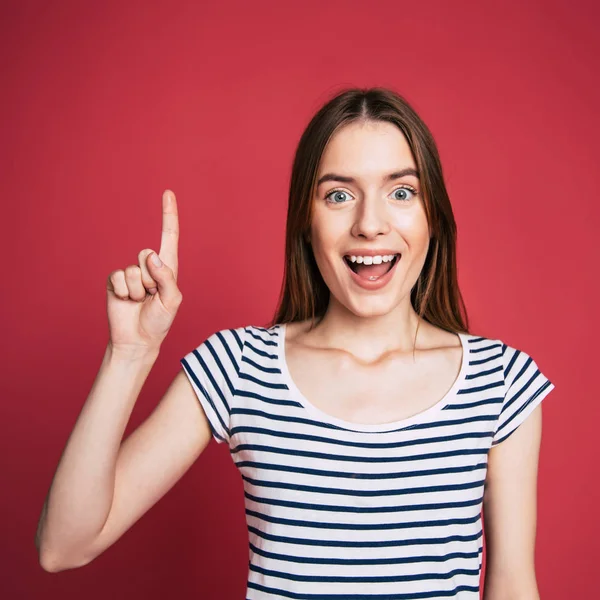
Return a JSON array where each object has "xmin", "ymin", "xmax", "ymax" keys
[{"xmin": 306, "ymin": 297, "xmax": 427, "ymax": 362}]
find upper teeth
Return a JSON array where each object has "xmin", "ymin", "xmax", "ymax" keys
[{"xmin": 347, "ymin": 254, "xmax": 397, "ymax": 265}]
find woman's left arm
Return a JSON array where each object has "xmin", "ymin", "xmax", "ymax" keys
[{"xmin": 482, "ymin": 403, "xmax": 543, "ymax": 600}]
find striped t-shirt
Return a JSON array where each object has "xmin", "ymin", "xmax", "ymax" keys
[{"xmin": 180, "ymin": 323, "xmax": 555, "ymax": 599}]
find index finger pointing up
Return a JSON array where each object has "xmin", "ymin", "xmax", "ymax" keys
[{"xmin": 158, "ymin": 189, "xmax": 179, "ymax": 279}]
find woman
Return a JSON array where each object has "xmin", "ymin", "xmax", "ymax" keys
[{"xmin": 36, "ymin": 88, "xmax": 555, "ymax": 599}]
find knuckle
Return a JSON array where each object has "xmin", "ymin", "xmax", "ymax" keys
[
  {"xmin": 109, "ymin": 270, "xmax": 124, "ymax": 284},
  {"xmin": 138, "ymin": 248, "xmax": 154, "ymax": 262},
  {"xmin": 125, "ymin": 265, "xmax": 141, "ymax": 277}
]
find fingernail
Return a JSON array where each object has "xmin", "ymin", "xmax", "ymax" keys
[{"xmin": 151, "ymin": 253, "xmax": 163, "ymax": 267}]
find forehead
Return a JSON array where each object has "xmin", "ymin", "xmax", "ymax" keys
[{"xmin": 318, "ymin": 120, "xmax": 416, "ymax": 176}]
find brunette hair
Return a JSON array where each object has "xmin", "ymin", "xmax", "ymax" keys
[{"xmin": 270, "ymin": 87, "xmax": 469, "ymax": 336}]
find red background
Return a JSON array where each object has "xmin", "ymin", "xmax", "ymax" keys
[{"xmin": 2, "ymin": 0, "xmax": 598, "ymax": 598}]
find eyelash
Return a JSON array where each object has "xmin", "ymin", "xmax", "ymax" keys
[{"xmin": 324, "ymin": 185, "xmax": 418, "ymax": 204}]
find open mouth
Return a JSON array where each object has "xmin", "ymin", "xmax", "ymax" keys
[{"xmin": 343, "ymin": 254, "xmax": 401, "ymax": 279}]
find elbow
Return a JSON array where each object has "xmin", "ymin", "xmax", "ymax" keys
[
  {"xmin": 38, "ymin": 552, "xmax": 64, "ymax": 573},
  {"xmin": 36, "ymin": 525, "xmax": 95, "ymax": 572},
  {"xmin": 37, "ymin": 544, "xmax": 69, "ymax": 573},
  {"xmin": 37, "ymin": 539, "xmax": 94, "ymax": 573},
  {"xmin": 38, "ymin": 550, "xmax": 93, "ymax": 573},
  {"xmin": 36, "ymin": 529, "xmax": 60, "ymax": 572},
  {"xmin": 37, "ymin": 542, "xmax": 66, "ymax": 573}
]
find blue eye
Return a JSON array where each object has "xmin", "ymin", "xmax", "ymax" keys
[
  {"xmin": 392, "ymin": 186, "xmax": 417, "ymax": 201},
  {"xmin": 325, "ymin": 190, "xmax": 352, "ymax": 204},
  {"xmin": 325, "ymin": 186, "xmax": 417, "ymax": 205}
]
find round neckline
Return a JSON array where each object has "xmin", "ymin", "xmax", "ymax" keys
[{"xmin": 276, "ymin": 323, "xmax": 470, "ymax": 433}]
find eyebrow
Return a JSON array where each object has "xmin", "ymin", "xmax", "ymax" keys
[{"xmin": 316, "ymin": 168, "xmax": 420, "ymax": 188}]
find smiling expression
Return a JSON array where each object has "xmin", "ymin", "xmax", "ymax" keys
[{"xmin": 309, "ymin": 119, "xmax": 431, "ymax": 318}]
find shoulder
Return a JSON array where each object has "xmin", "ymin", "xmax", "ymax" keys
[
  {"xmin": 478, "ymin": 334, "xmax": 544, "ymax": 384},
  {"xmin": 204, "ymin": 324, "xmax": 284, "ymax": 359},
  {"xmin": 459, "ymin": 332, "xmax": 504, "ymax": 379},
  {"xmin": 470, "ymin": 331, "xmax": 542, "ymax": 363},
  {"xmin": 461, "ymin": 332, "xmax": 539, "ymax": 376},
  {"xmin": 461, "ymin": 330, "xmax": 503, "ymax": 350},
  {"xmin": 495, "ymin": 337, "xmax": 554, "ymax": 398}
]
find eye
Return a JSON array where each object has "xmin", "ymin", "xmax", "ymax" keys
[
  {"xmin": 391, "ymin": 185, "xmax": 417, "ymax": 202},
  {"xmin": 325, "ymin": 189, "xmax": 353, "ymax": 204}
]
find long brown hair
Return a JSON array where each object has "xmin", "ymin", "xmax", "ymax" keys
[{"xmin": 270, "ymin": 87, "xmax": 469, "ymax": 337}]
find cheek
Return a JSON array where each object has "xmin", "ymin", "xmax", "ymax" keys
[
  {"xmin": 309, "ymin": 230, "xmax": 345, "ymax": 285},
  {"xmin": 311, "ymin": 238, "xmax": 338, "ymax": 275},
  {"xmin": 310, "ymin": 212, "xmax": 344, "ymax": 257},
  {"xmin": 392, "ymin": 208, "xmax": 430, "ymax": 245}
]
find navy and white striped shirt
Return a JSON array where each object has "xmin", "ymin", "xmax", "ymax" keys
[{"xmin": 180, "ymin": 323, "xmax": 555, "ymax": 599}]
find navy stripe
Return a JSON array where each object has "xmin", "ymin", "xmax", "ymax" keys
[
  {"xmin": 247, "ymin": 328, "xmax": 279, "ymax": 346},
  {"xmin": 504, "ymin": 369, "xmax": 546, "ymax": 414},
  {"xmin": 455, "ymin": 379, "xmax": 503, "ymax": 394},
  {"xmin": 242, "ymin": 474, "xmax": 487, "ymax": 498},
  {"xmin": 445, "ymin": 396, "xmax": 503, "ymax": 410},
  {"xmin": 237, "ymin": 459, "xmax": 489, "ymax": 481},
  {"xmin": 242, "ymin": 354, "xmax": 281, "ymax": 374},
  {"xmin": 246, "ymin": 508, "xmax": 482, "ymax": 531},
  {"xmin": 204, "ymin": 337, "xmax": 235, "ymax": 397},
  {"xmin": 247, "ymin": 524, "xmax": 483, "ymax": 548},
  {"xmin": 254, "ymin": 325, "xmax": 279, "ymax": 337},
  {"xmin": 503, "ymin": 344, "xmax": 520, "ymax": 378},
  {"xmin": 235, "ymin": 389, "xmax": 301, "ymax": 408},
  {"xmin": 471, "ymin": 342, "xmax": 502, "ymax": 354},
  {"xmin": 248, "ymin": 540, "xmax": 483, "ymax": 565},
  {"xmin": 215, "ymin": 330, "xmax": 241, "ymax": 380},
  {"xmin": 244, "ymin": 490, "xmax": 485, "ymax": 514},
  {"xmin": 246, "ymin": 340, "xmax": 278, "ymax": 359},
  {"xmin": 192, "ymin": 346, "xmax": 232, "ymax": 413},
  {"xmin": 231, "ymin": 407, "xmax": 499, "ymax": 433},
  {"xmin": 230, "ymin": 327, "xmax": 244, "ymax": 351},
  {"xmin": 246, "ymin": 581, "xmax": 480, "ymax": 599},
  {"xmin": 494, "ymin": 379, "xmax": 552, "ymax": 445},
  {"xmin": 180, "ymin": 358, "xmax": 229, "ymax": 441},
  {"xmin": 249, "ymin": 562, "xmax": 480, "ymax": 583},
  {"xmin": 230, "ymin": 426, "xmax": 494, "ymax": 448},
  {"xmin": 466, "ymin": 364, "xmax": 503, "ymax": 379},
  {"xmin": 239, "ymin": 372, "xmax": 288, "ymax": 389},
  {"xmin": 470, "ymin": 350, "xmax": 502, "ymax": 365},
  {"xmin": 232, "ymin": 443, "xmax": 488, "ymax": 464}
]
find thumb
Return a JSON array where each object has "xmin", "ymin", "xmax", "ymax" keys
[{"xmin": 146, "ymin": 252, "xmax": 181, "ymax": 309}]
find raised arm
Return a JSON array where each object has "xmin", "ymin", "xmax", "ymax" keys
[{"xmin": 35, "ymin": 190, "xmax": 213, "ymax": 571}]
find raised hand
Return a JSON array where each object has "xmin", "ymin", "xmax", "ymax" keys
[{"xmin": 106, "ymin": 190, "xmax": 183, "ymax": 356}]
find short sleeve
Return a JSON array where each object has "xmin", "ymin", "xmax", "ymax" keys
[
  {"xmin": 491, "ymin": 342, "xmax": 556, "ymax": 446},
  {"xmin": 180, "ymin": 327, "xmax": 245, "ymax": 445}
]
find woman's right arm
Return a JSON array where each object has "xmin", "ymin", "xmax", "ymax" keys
[
  {"xmin": 36, "ymin": 345, "xmax": 213, "ymax": 572},
  {"xmin": 35, "ymin": 190, "xmax": 211, "ymax": 571}
]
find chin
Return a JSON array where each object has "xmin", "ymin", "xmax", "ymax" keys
[
  {"xmin": 334, "ymin": 288, "xmax": 402, "ymax": 319},
  {"xmin": 348, "ymin": 299, "xmax": 399, "ymax": 319}
]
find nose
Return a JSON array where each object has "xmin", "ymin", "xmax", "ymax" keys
[{"xmin": 351, "ymin": 195, "xmax": 392, "ymax": 239}]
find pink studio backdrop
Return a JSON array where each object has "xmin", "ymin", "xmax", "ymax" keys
[{"xmin": 2, "ymin": 0, "xmax": 597, "ymax": 598}]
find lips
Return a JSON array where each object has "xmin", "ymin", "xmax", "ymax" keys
[{"xmin": 341, "ymin": 252, "xmax": 402, "ymax": 291}]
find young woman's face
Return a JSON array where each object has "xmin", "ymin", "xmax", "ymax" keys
[{"xmin": 310, "ymin": 119, "xmax": 431, "ymax": 318}]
